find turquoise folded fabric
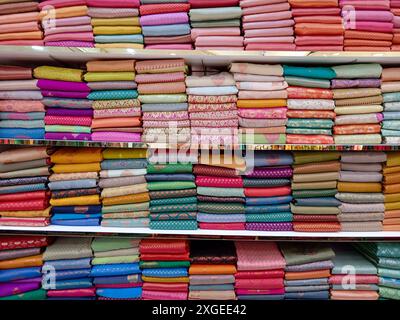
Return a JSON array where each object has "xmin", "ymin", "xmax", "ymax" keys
[
  {"xmin": 382, "ymin": 129, "xmax": 400, "ymax": 137},
  {"xmin": 283, "ymin": 65, "xmax": 335, "ymax": 80},
  {"xmin": 101, "ymin": 218, "xmax": 150, "ymax": 228},
  {"xmin": 45, "ymin": 125, "xmax": 91, "ymax": 133},
  {"xmin": 287, "ymin": 119, "xmax": 333, "ymax": 128},
  {"xmin": 286, "ymin": 128, "xmax": 332, "ymax": 135},
  {"xmin": 88, "ymin": 90, "xmax": 138, "ymax": 100},
  {"xmin": 382, "ymin": 120, "xmax": 400, "ymax": 130},
  {"xmin": 332, "ymin": 64, "xmax": 382, "ymax": 79},
  {"xmin": 380, "ymin": 277, "xmax": 400, "ymax": 289},
  {"xmin": 142, "ymin": 24, "xmax": 191, "ymax": 36},
  {"xmin": 91, "ymin": 263, "xmax": 141, "ymax": 277},
  {"xmin": 246, "ymin": 212, "xmax": 293, "ymax": 223},
  {"xmin": 384, "ymin": 92, "xmax": 400, "ymax": 103},
  {"xmin": 150, "ymin": 220, "xmax": 197, "ymax": 230},
  {"xmin": 0, "ymin": 120, "xmax": 44, "ymax": 128},
  {"xmin": 150, "ymin": 197, "xmax": 197, "ymax": 206},
  {"xmin": 142, "ymin": 268, "xmax": 187, "ymax": 278},
  {"xmin": 95, "ymin": 35, "xmax": 144, "ymax": 43}
]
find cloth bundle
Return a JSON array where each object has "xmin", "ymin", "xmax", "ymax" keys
[
  {"xmin": 280, "ymin": 242, "xmax": 334, "ymax": 299},
  {"xmin": 291, "ymin": 151, "xmax": 341, "ymax": 232},
  {"xmin": 49, "ymin": 147, "xmax": 102, "ymax": 226},
  {"xmin": 85, "ymin": 60, "xmax": 141, "ymax": 142},
  {"xmin": 0, "ymin": 146, "xmax": 51, "ymax": 227},
  {"xmin": 186, "ymin": 70, "xmax": 239, "ymax": 145},
  {"xmin": 381, "ymin": 67, "xmax": 400, "ymax": 143},
  {"xmin": 240, "ymin": 0, "xmax": 295, "ymax": 51},
  {"xmin": 140, "ymin": 0, "xmax": 191, "ymax": 49},
  {"xmin": 34, "ymin": 65, "xmax": 92, "ymax": 141},
  {"xmin": 0, "ymin": 65, "xmax": 44, "ymax": 139},
  {"xmin": 100, "ymin": 148, "xmax": 149, "ymax": 228},
  {"xmin": 0, "ymin": 236, "xmax": 48, "ymax": 300},
  {"xmin": 88, "ymin": 0, "xmax": 142, "ymax": 48},
  {"xmin": 391, "ymin": 0, "xmax": 400, "ymax": 50},
  {"xmin": 195, "ymin": 151, "xmax": 246, "ymax": 230},
  {"xmin": 382, "ymin": 152, "xmax": 400, "ymax": 230},
  {"xmin": 341, "ymin": 0, "xmax": 393, "ymax": 51},
  {"xmin": 332, "ymin": 63, "xmax": 383, "ymax": 145},
  {"xmin": 330, "ymin": 245, "xmax": 379, "ymax": 300},
  {"xmin": 230, "ymin": 62, "xmax": 287, "ymax": 145},
  {"xmin": 291, "ymin": 0, "xmax": 344, "ymax": 51},
  {"xmin": 235, "ymin": 241, "xmax": 285, "ymax": 300},
  {"xmin": 337, "ymin": 151, "xmax": 386, "ymax": 231},
  {"xmin": 42, "ymin": 237, "xmax": 95, "ymax": 300},
  {"xmin": 137, "ymin": 59, "xmax": 190, "ymax": 143},
  {"xmin": 91, "ymin": 237, "xmax": 142, "ymax": 299},
  {"xmin": 140, "ymin": 239, "xmax": 190, "ymax": 300},
  {"xmin": 285, "ymin": 65, "xmax": 336, "ymax": 144},
  {"xmin": 243, "ymin": 150, "xmax": 293, "ymax": 231},
  {"xmin": 189, "ymin": 240, "xmax": 237, "ymax": 300},
  {"xmin": 189, "ymin": 0, "xmax": 243, "ymax": 50},
  {"xmin": 39, "ymin": 0, "xmax": 94, "ymax": 47}
]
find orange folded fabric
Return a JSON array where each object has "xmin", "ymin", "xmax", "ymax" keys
[
  {"xmin": 293, "ymin": 222, "xmax": 341, "ymax": 232},
  {"xmin": 237, "ymin": 99, "xmax": 287, "ymax": 108},
  {"xmin": 86, "ymin": 60, "xmax": 136, "ymax": 72},
  {"xmin": 384, "ymin": 172, "xmax": 400, "ymax": 184},
  {"xmin": 383, "ymin": 218, "xmax": 400, "ymax": 225},
  {"xmin": 383, "ymin": 166, "xmax": 400, "ymax": 175},
  {"xmin": 0, "ymin": 254, "xmax": 43, "ymax": 269},
  {"xmin": 0, "ymin": 31, "xmax": 42, "ymax": 41},
  {"xmin": 345, "ymin": 47, "xmax": 391, "ymax": 52},
  {"xmin": 189, "ymin": 264, "xmax": 237, "ymax": 275},
  {"xmin": 294, "ymin": 16, "xmax": 342, "ymax": 24},
  {"xmin": 295, "ymin": 23, "xmax": 344, "ymax": 36},
  {"xmin": 40, "ymin": 5, "xmax": 87, "ymax": 19},
  {"xmin": 0, "ymin": 21, "xmax": 40, "ymax": 34},
  {"xmin": 102, "ymin": 192, "xmax": 150, "ymax": 206},
  {"xmin": 331, "ymin": 290, "xmax": 379, "ymax": 300},
  {"xmin": 287, "ymin": 110, "xmax": 335, "ymax": 119},
  {"xmin": 344, "ymin": 39, "xmax": 392, "ymax": 47},
  {"xmin": 289, "ymin": 0, "xmax": 338, "ymax": 8},
  {"xmin": 345, "ymin": 30, "xmax": 393, "ymax": 41},
  {"xmin": 0, "ymin": 12, "xmax": 40, "ymax": 24},
  {"xmin": 91, "ymin": 117, "xmax": 141, "ymax": 129},
  {"xmin": 333, "ymin": 124, "xmax": 381, "ymax": 135},
  {"xmin": 338, "ymin": 182, "xmax": 382, "ymax": 193},
  {"xmin": 285, "ymin": 269, "xmax": 331, "ymax": 280},
  {"xmin": 293, "ymin": 161, "xmax": 340, "ymax": 174},
  {"xmin": 384, "ymin": 184, "xmax": 400, "ymax": 194},
  {"xmin": 383, "ymin": 224, "xmax": 400, "ymax": 231},
  {"xmin": 385, "ymin": 210, "xmax": 400, "ymax": 219}
]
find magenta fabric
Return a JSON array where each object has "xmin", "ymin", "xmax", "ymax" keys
[
  {"xmin": 198, "ymin": 222, "xmax": 246, "ymax": 230},
  {"xmin": 41, "ymin": 90, "xmax": 88, "ymax": 99},
  {"xmin": 47, "ymin": 288, "xmax": 96, "ymax": 297},
  {"xmin": 91, "ymin": 131, "xmax": 141, "ymax": 142},
  {"xmin": 44, "ymin": 132, "xmax": 91, "ymax": 140},
  {"xmin": 86, "ymin": 0, "xmax": 140, "ymax": 8},
  {"xmin": 45, "ymin": 41, "xmax": 95, "ymax": 47},
  {"xmin": 37, "ymin": 79, "xmax": 90, "ymax": 92},
  {"xmin": 38, "ymin": 0, "xmax": 86, "ymax": 10},
  {"xmin": 344, "ymin": 21, "xmax": 394, "ymax": 33},
  {"xmin": 236, "ymin": 288, "xmax": 285, "ymax": 295},
  {"xmin": 246, "ymin": 222, "xmax": 293, "ymax": 231}
]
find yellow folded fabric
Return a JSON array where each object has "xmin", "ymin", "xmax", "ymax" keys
[
  {"xmin": 84, "ymin": 72, "xmax": 135, "ymax": 82},
  {"xmin": 50, "ymin": 195, "xmax": 100, "ymax": 206},
  {"xmin": 102, "ymin": 192, "xmax": 150, "ymax": 206},
  {"xmin": 101, "ymin": 184, "xmax": 148, "ymax": 198},
  {"xmin": 384, "ymin": 172, "xmax": 400, "ymax": 185},
  {"xmin": 386, "ymin": 153, "xmax": 400, "ymax": 167},
  {"xmin": 199, "ymin": 153, "xmax": 246, "ymax": 171},
  {"xmin": 52, "ymin": 163, "xmax": 101, "ymax": 173},
  {"xmin": 385, "ymin": 193, "xmax": 400, "ymax": 203},
  {"xmin": 95, "ymin": 43, "xmax": 144, "ymax": 49},
  {"xmin": 50, "ymin": 147, "xmax": 103, "ymax": 164},
  {"xmin": 383, "ymin": 165, "xmax": 400, "ymax": 175},
  {"xmin": 102, "ymin": 148, "xmax": 147, "ymax": 159},
  {"xmin": 33, "ymin": 66, "xmax": 84, "ymax": 82},
  {"xmin": 338, "ymin": 182, "xmax": 382, "ymax": 193},
  {"xmin": 293, "ymin": 152, "xmax": 341, "ymax": 164},
  {"xmin": 237, "ymin": 99, "xmax": 287, "ymax": 108},
  {"xmin": 93, "ymin": 26, "xmax": 141, "ymax": 35},
  {"xmin": 385, "ymin": 202, "xmax": 400, "ymax": 211},
  {"xmin": 141, "ymin": 276, "xmax": 189, "ymax": 283},
  {"xmin": 91, "ymin": 17, "xmax": 140, "ymax": 26},
  {"xmin": 40, "ymin": 5, "xmax": 87, "ymax": 19},
  {"xmin": 0, "ymin": 207, "xmax": 51, "ymax": 218}
]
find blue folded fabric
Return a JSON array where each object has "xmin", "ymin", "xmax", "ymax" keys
[
  {"xmin": 238, "ymin": 295, "xmax": 284, "ymax": 300},
  {"xmin": 245, "ymin": 204, "xmax": 290, "ymax": 214},
  {"xmin": 52, "ymin": 205, "xmax": 102, "ymax": 214},
  {"xmin": 0, "ymin": 176, "xmax": 48, "ymax": 187},
  {"xmin": 142, "ymin": 24, "xmax": 191, "ymax": 36},
  {"xmin": 283, "ymin": 65, "xmax": 336, "ymax": 80},
  {"xmin": 53, "ymin": 278, "xmax": 93, "ymax": 290},
  {"xmin": 145, "ymin": 174, "xmax": 194, "ymax": 182},
  {"xmin": 0, "ymin": 183, "xmax": 46, "ymax": 194},
  {"xmin": 101, "ymin": 159, "xmax": 147, "ymax": 170},
  {"xmin": 0, "ymin": 128, "xmax": 45, "ymax": 139},
  {"xmin": 51, "ymin": 213, "xmax": 102, "ymax": 220},
  {"xmin": 48, "ymin": 179, "xmax": 97, "ymax": 190},
  {"xmin": 95, "ymin": 34, "xmax": 144, "ymax": 43},
  {"xmin": 383, "ymin": 112, "xmax": 400, "ymax": 120},
  {"xmin": 51, "ymin": 268, "xmax": 91, "ymax": 280},
  {"xmin": 380, "ymin": 277, "xmax": 400, "ymax": 289},
  {"xmin": 294, "ymin": 197, "xmax": 342, "ymax": 207},
  {"xmin": 142, "ymin": 103, "xmax": 188, "ymax": 112},
  {"xmin": 142, "ymin": 268, "xmax": 187, "ymax": 278},
  {"xmin": 197, "ymin": 213, "xmax": 245, "ymax": 223},
  {"xmin": 50, "ymin": 218, "xmax": 100, "ymax": 226},
  {"xmin": 93, "ymin": 275, "xmax": 142, "ymax": 285},
  {"xmin": 246, "ymin": 196, "xmax": 293, "ymax": 205},
  {"xmin": 101, "ymin": 218, "xmax": 149, "ymax": 228},
  {"xmin": 284, "ymin": 290, "xmax": 330, "ymax": 300},
  {"xmin": 382, "ymin": 129, "xmax": 400, "ymax": 136},
  {"xmin": 0, "ymin": 267, "xmax": 41, "ymax": 282},
  {"xmin": 285, "ymin": 278, "xmax": 329, "ymax": 286},
  {"xmin": 44, "ymin": 258, "xmax": 92, "ymax": 271},
  {"xmin": 251, "ymin": 151, "xmax": 293, "ymax": 167},
  {"xmin": 189, "ymin": 284, "xmax": 234, "ymax": 291},
  {"xmin": 91, "ymin": 263, "xmax": 141, "ymax": 277},
  {"xmin": 383, "ymin": 92, "xmax": 400, "ymax": 103},
  {"xmin": 96, "ymin": 287, "xmax": 142, "ymax": 299}
]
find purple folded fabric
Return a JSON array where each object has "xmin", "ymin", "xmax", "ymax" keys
[
  {"xmin": 140, "ymin": 12, "xmax": 189, "ymax": 26},
  {"xmin": 331, "ymin": 79, "xmax": 381, "ymax": 89},
  {"xmin": 0, "ymin": 282, "xmax": 40, "ymax": 297},
  {"xmin": 46, "ymin": 108, "xmax": 94, "ymax": 117},
  {"xmin": 41, "ymin": 90, "xmax": 89, "ymax": 99},
  {"xmin": 45, "ymin": 132, "xmax": 92, "ymax": 141},
  {"xmin": 42, "ymin": 16, "xmax": 92, "ymax": 28},
  {"xmin": 0, "ymin": 248, "xmax": 41, "ymax": 261},
  {"xmin": 87, "ymin": 81, "xmax": 137, "ymax": 90},
  {"xmin": 37, "ymin": 79, "xmax": 90, "ymax": 92},
  {"xmin": 245, "ymin": 223, "xmax": 293, "ymax": 231},
  {"xmin": 246, "ymin": 166, "xmax": 293, "ymax": 178},
  {"xmin": 45, "ymin": 41, "xmax": 95, "ymax": 47},
  {"xmin": 285, "ymin": 260, "xmax": 334, "ymax": 272},
  {"xmin": 91, "ymin": 132, "xmax": 141, "ymax": 142}
]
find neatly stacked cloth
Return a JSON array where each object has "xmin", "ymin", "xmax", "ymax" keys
[
  {"xmin": 0, "ymin": 65, "xmax": 44, "ymax": 139},
  {"xmin": 284, "ymin": 65, "xmax": 336, "ymax": 145},
  {"xmin": 235, "ymin": 241, "xmax": 285, "ymax": 300},
  {"xmin": 341, "ymin": 0, "xmax": 393, "ymax": 51},
  {"xmin": 140, "ymin": 0, "xmax": 191, "ymax": 49},
  {"xmin": 291, "ymin": 0, "xmax": 344, "ymax": 51},
  {"xmin": 140, "ymin": 239, "xmax": 190, "ymax": 300},
  {"xmin": 330, "ymin": 245, "xmax": 379, "ymax": 300},
  {"xmin": 0, "ymin": 0, "xmax": 42, "ymax": 46},
  {"xmin": 391, "ymin": 0, "xmax": 400, "ymax": 50},
  {"xmin": 0, "ymin": 146, "xmax": 51, "ymax": 227},
  {"xmin": 100, "ymin": 148, "xmax": 149, "ymax": 228},
  {"xmin": 186, "ymin": 70, "xmax": 239, "ymax": 145},
  {"xmin": 189, "ymin": 0, "xmax": 243, "ymax": 50},
  {"xmin": 136, "ymin": 59, "xmax": 190, "ymax": 144},
  {"xmin": 42, "ymin": 237, "xmax": 95, "ymax": 300},
  {"xmin": 230, "ymin": 62, "xmax": 287, "ymax": 145},
  {"xmin": 381, "ymin": 67, "xmax": 400, "ymax": 143},
  {"xmin": 356, "ymin": 242, "xmax": 400, "ymax": 300},
  {"xmin": 291, "ymin": 152, "xmax": 341, "ymax": 232},
  {"xmin": 195, "ymin": 151, "xmax": 246, "ymax": 230},
  {"xmin": 337, "ymin": 152, "xmax": 386, "ymax": 232},
  {"xmin": 34, "ymin": 65, "xmax": 92, "ymax": 141},
  {"xmin": 243, "ymin": 150, "xmax": 293, "ymax": 231},
  {"xmin": 85, "ymin": 60, "xmax": 141, "ymax": 142},
  {"xmin": 91, "ymin": 237, "xmax": 142, "ymax": 300},
  {"xmin": 240, "ymin": 0, "xmax": 295, "ymax": 51},
  {"xmin": 88, "ymin": 0, "xmax": 142, "ymax": 49},
  {"xmin": 0, "ymin": 236, "xmax": 48, "ymax": 300},
  {"xmin": 280, "ymin": 243, "xmax": 335, "ymax": 300},
  {"xmin": 383, "ymin": 152, "xmax": 400, "ymax": 230},
  {"xmin": 49, "ymin": 147, "xmax": 102, "ymax": 226},
  {"xmin": 39, "ymin": 0, "xmax": 94, "ymax": 47},
  {"xmin": 332, "ymin": 63, "xmax": 383, "ymax": 145},
  {"xmin": 189, "ymin": 240, "xmax": 237, "ymax": 300}
]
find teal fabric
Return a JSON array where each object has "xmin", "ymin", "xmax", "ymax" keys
[
  {"xmin": 246, "ymin": 212, "xmax": 293, "ymax": 223},
  {"xmin": 287, "ymin": 119, "xmax": 334, "ymax": 129},
  {"xmin": 332, "ymin": 247, "xmax": 377, "ymax": 275},
  {"xmin": 150, "ymin": 197, "xmax": 197, "ymax": 206},
  {"xmin": 88, "ymin": 90, "xmax": 138, "ymax": 100},
  {"xmin": 286, "ymin": 128, "xmax": 332, "ymax": 135},
  {"xmin": 150, "ymin": 220, "xmax": 197, "ymax": 230},
  {"xmin": 283, "ymin": 65, "xmax": 336, "ymax": 80}
]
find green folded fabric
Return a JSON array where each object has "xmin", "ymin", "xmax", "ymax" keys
[
  {"xmin": 45, "ymin": 125, "xmax": 91, "ymax": 133},
  {"xmin": 379, "ymin": 267, "xmax": 400, "ymax": 279},
  {"xmin": 246, "ymin": 212, "xmax": 293, "ymax": 223},
  {"xmin": 239, "ymin": 133, "xmax": 286, "ymax": 144},
  {"xmin": 293, "ymin": 152, "xmax": 340, "ymax": 164},
  {"xmin": 286, "ymin": 128, "xmax": 332, "ymax": 135},
  {"xmin": 150, "ymin": 203, "xmax": 197, "ymax": 213},
  {"xmin": 332, "ymin": 247, "xmax": 377, "ymax": 274},
  {"xmin": 189, "ymin": 7, "xmax": 242, "ymax": 21},
  {"xmin": 332, "ymin": 63, "xmax": 382, "ymax": 79},
  {"xmin": 92, "ymin": 255, "xmax": 140, "ymax": 265},
  {"xmin": 198, "ymin": 202, "xmax": 245, "ymax": 214},
  {"xmin": 91, "ymin": 238, "xmax": 139, "ymax": 252},
  {"xmin": 356, "ymin": 243, "xmax": 400, "ymax": 259},
  {"xmin": 102, "ymin": 202, "xmax": 150, "ymax": 213},
  {"xmin": 191, "ymin": 19, "xmax": 241, "ymax": 27},
  {"xmin": 0, "ymin": 289, "xmax": 47, "ymax": 300},
  {"xmin": 147, "ymin": 163, "xmax": 192, "ymax": 174},
  {"xmin": 150, "ymin": 219, "xmax": 197, "ymax": 230},
  {"xmin": 379, "ymin": 286, "xmax": 400, "ymax": 300},
  {"xmin": 285, "ymin": 76, "xmax": 331, "ymax": 88},
  {"xmin": 140, "ymin": 261, "xmax": 191, "ymax": 269},
  {"xmin": 150, "ymin": 196, "xmax": 197, "ymax": 206},
  {"xmin": 293, "ymin": 189, "xmax": 338, "ymax": 198},
  {"xmin": 147, "ymin": 181, "xmax": 196, "ymax": 191},
  {"xmin": 280, "ymin": 243, "xmax": 335, "ymax": 266},
  {"xmin": 287, "ymin": 119, "xmax": 333, "ymax": 129},
  {"xmin": 197, "ymin": 186, "xmax": 244, "ymax": 197}
]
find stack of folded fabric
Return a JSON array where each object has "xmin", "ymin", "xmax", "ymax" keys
[
  {"xmin": 291, "ymin": 0, "xmax": 344, "ymax": 51},
  {"xmin": 140, "ymin": 239, "xmax": 190, "ymax": 300},
  {"xmin": 39, "ymin": 0, "xmax": 94, "ymax": 47},
  {"xmin": 189, "ymin": 0, "xmax": 243, "ymax": 50},
  {"xmin": 341, "ymin": 0, "xmax": 393, "ymax": 51},
  {"xmin": 337, "ymin": 152, "xmax": 386, "ymax": 232},
  {"xmin": 42, "ymin": 237, "xmax": 95, "ymax": 300},
  {"xmin": 140, "ymin": 0, "xmax": 191, "ymax": 49},
  {"xmin": 0, "ymin": 0, "xmax": 42, "ymax": 46},
  {"xmin": 136, "ymin": 59, "xmax": 190, "ymax": 144},
  {"xmin": 0, "ymin": 65, "xmax": 44, "ymax": 139},
  {"xmin": 230, "ymin": 62, "xmax": 287, "ymax": 145},
  {"xmin": 88, "ymin": 0, "xmax": 142, "ymax": 48},
  {"xmin": 332, "ymin": 63, "xmax": 383, "ymax": 145},
  {"xmin": 91, "ymin": 237, "xmax": 142, "ymax": 300},
  {"xmin": 0, "ymin": 146, "xmax": 51, "ymax": 227},
  {"xmin": 330, "ymin": 245, "xmax": 379, "ymax": 300},
  {"xmin": 186, "ymin": 70, "xmax": 239, "ymax": 145},
  {"xmin": 100, "ymin": 148, "xmax": 149, "ymax": 228},
  {"xmin": 34, "ymin": 65, "xmax": 92, "ymax": 141},
  {"xmin": 280, "ymin": 243, "xmax": 335, "ymax": 300},
  {"xmin": 188, "ymin": 240, "xmax": 237, "ymax": 300},
  {"xmin": 240, "ymin": 0, "xmax": 295, "ymax": 51},
  {"xmin": 291, "ymin": 151, "xmax": 341, "ymax": 232},
  {"xmin": 381, "ymin": 67, "xmax": 400, "ymax": 143},
  {"xmin": 243, "ymin": 150, "xmax": 293, "ymax": 232},
  {"xmin": 49, "ymin": 147, "xmax": 102, "ymax": 226},
  {"xmin": 195, "ymin": 151, "xmax": 246, "ymax": 230},
  {"xmin": 235, "ymin": 242, "xmax": 285, "ymax": 300},
  {"xmin": 356, "ymin": 242, "xmax": 400, "ymax": 300},
  {"xmin": 85, "ymin": 60, "xmax": 141, "ymax": 142},
  {"xmin": 392, "ymin": 0, "xmax": 400, "ymax": 50},
  {"xmin": 382, "ymin": 152, "xmax": 400, "ymax": 231},
  {"xmin": 0, "ymin": 235, "xmax": 48, "ymax": 300},
  {"xmin": 284, "ymin": 65, "xmax": 336, "ymax": 144}
]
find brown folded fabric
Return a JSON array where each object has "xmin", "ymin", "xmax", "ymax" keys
[
  {"xmin": 383, "ymin": 166, "xmax": 400, "ymax": 174},
  {"xmin": 86, "ymin": 60, "xmax": 136, "ymax": 72},
  {"xmin": 285, "ymin": 269, "xmax": 331, "ymax": 280},
  {"xmin": 345, "ymin": 30, "xmax": 393, "ymax": 41},
  {"xmin": 384, "ymin": 172, "xmax": 400, "ymax": 184},
  {"xmin": 338, "ymin": 212, "xmax": 384, "ymax": 222},
  {"xmin": 101, "ymin": 192, "xmax": 150, "ymax": 206},
  {"xmin": 0, "ymin": 1, "xmax": 38, "ymax": 15},
  {"xmin": 340, "ymin": 221, "xmax": 383, "ymax": 232},
  {"xmin": 0, "ymin": 254, "xmax": 43, "ymax": 269},
  {"xmin": 334, "ymin": 95, "xmax": 383, "ymax": 107},
  {"xmin": 293, "ymin": 161, "xmax": 341, "ymax": 174},
  {"xmin": 384, "ymin": 184, "xmax": 400, "ymax": 194},
  {"xmin": 0, "ymin": 65, "xmax": 32, "ymax": 80},
  {"xmin": 382, "ymin": 68, "xmax": 400, "ymax": 82},
  {"xmin": 292, "ymin": 181, "xmax": 337, "ymax": 190},
  {"xmin": 338, "ymin": 182, "xmax": 382, "ymax": 193},
  {"xmin": 333, "ymin": 88, "xmax": 382, "ymax": 100},
  {"xmin": 384, "ymin": 193, "xmax": 400, "ymax": 202}
]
